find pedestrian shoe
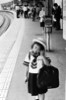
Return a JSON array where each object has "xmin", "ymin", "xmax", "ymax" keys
[
  {"xmin": 35, "ymin": 99, "xmax": 39, "ymax": 100},
  {"xmin": 56, "ymin": 28, "xmax": 60, "ymax": 30}
]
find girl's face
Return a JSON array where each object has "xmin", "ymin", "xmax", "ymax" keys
[{"xmin": 32, "ymin": 44, "xmax": 40, "ymax": 57}]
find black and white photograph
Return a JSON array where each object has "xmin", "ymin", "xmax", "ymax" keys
[{"xmin": 0, "ymin": 0, "xmax": 65, "ymax": 100}]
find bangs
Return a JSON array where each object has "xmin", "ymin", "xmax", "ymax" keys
[{"xmin": 31, "ymin": 42, "xmax": 45, "ymax": 51}]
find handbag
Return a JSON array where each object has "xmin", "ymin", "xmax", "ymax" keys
[{"xmin": 37, "ymin": 64, "xmax": 59, "ymax": 89}]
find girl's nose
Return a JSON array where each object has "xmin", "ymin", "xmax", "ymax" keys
[{"xmin": 32, "ymin": 48, "xmax": 36, "ymax": 52}]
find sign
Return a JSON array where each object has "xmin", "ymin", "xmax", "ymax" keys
[
  {"xmin": 45, "ymin": 17, "xmax": 52, "ymax": 33},
  {"xmin": 45, "ymin": 24, "xmax": 52, "ymax": 33},
  {"xmin": 45, "ymin": 17, "xmax": 52, "ymax": 25}
]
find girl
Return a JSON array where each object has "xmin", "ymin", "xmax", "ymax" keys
[{"xmin": 23, "ymin": 38, "xmax": 51, "ymax": 100}]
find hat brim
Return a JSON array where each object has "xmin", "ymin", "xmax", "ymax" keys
[{"xmin": 32, "ymin": 39, "xmax": 46, "ymax": 50}]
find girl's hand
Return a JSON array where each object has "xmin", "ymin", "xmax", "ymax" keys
[
  {"xmin": 46, "ymin": 57, "xmax": 51, "ymax": 64},
  {"xmin": 25, "ymin": 78, "xmax": 28, "ymax": 83},
  {"xmin": 43, "ymin": 56, "xmax": 51, "ymax": 66},
  {"xmin": 25, "ymin": 77, "xmax": 28, "ymax": 83}
]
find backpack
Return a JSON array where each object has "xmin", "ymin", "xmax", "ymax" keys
[{"xmin": 37, "ymin": 64, "xmax": 59, "ymax": 89}]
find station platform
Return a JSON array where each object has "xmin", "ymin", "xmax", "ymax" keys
[
  {"xmin": 0, "ymin": 17, "xmax": 25, "ymax": 100},
  {"xmin": 0, "ymin": 17, "xmax": 66, "ymax": 100}
]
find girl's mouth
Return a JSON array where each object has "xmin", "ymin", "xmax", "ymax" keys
[{"xmin": 32, "ymin": 51, "xmax": 40, "ymax": 57}]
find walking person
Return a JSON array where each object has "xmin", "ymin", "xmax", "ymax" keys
[
  {"xmin": 23, "ymin": 38, "xmax": 51, "ymax": 100},
  {"xmin": 15, "ymin": 5, "xmax": 20, "ymax": 18},
  {"xmin": 53, "ymin": 3, "xmax": 61, "ymax": 30},
  {"xmin": 52, "ymin": 5, "xmax": 57, "ymax": 28},
  {"xmin": 39, "ymin": 7, "xmax": 45, "ymax": 33},
  {"xmin": 23, "ymin": 5, "xmax": 28, "ymax": 18},
  {"xmin": 32, "ymin": 6, "xmax": 36, "ymax": 21}
]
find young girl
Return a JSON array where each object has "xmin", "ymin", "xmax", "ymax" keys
[{"xmin": 23, "ymin": 38, "xmax": 51, "ymax": 100}]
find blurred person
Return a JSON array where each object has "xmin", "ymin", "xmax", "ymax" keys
[
  {"xmin": 15, "ymin": 5, "xmax": 20, "ymax": 18},
  {"xmin": 53, "ymin": 3, "xmax": 61, "ymax": 30},
  {"xmin": 36, "ymin": 6, "xmax": 40, "ymax": 19},
  {"xmin": 28, "ymin": 5, "xmax": 33, "ymax": 18},
  {"xmin": 39, "ymin": 7, "xmax": 45, "ymax": 33},
  {"xmin": 32, "ymin": 6, "xmax": 36, "ymax": 21},
  {"xmin": 23, "ymin": 5, "xmax": 28, "ymax": 18},
  {"xmin": 52, "ymin": 5, "xmax": 57, "ymax": 28}
]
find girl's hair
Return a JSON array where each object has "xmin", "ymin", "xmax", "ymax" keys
[{"xmin": 31, "ymin": 42, "xmax": 45, "ymax": 51}]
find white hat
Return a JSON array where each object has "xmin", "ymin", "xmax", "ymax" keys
[{"xmin": 32, "ymin": 38, "xmax": 46, "ymax": 50}]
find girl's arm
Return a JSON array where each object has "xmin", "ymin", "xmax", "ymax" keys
[
  {"xmin": 23, "ymin": 52, "xmax": 30, "ymax": 82},
  {"xmin": 44, "ymin": 57, "xmax": 51, "ymax": 66},
  {"xmin": 40, "ymin": 51, "xmax": 51, "ymax": 66},
  {"xmin": 25, "ymin": 66, "xmax": 29, "ymax": 82}
]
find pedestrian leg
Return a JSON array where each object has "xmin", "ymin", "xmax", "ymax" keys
[
  {"xmin": 39, "ymin": 94, "xmax": 45, "ymax": 100},
  {"xmin": 43, "ymin": 27, "xmax": 46, "ymax": 41},
  {"xmin": 34, "ymin": 95, "xmax": 39, "ymax": 100},
  {"xmin": 56, "ymin": 19, "xmax": 60, "ymax": 30}
]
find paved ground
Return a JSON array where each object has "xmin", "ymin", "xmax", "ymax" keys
[{"xmin": 5, "ymin": 18, "xmax": 66, "ymax": 100}]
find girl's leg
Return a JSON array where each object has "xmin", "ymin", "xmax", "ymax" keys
[{"xmin": 39, "ymin": 94, "xmax": 45, "ymax": 100}]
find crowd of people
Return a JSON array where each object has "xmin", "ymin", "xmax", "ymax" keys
[
  {"xmin": 15, "ymin": 5, "xmax": 41, "ymax": 20},
  {"xmin": 15, "ymin": 3, "xmax": 62, "ymax": 31}
]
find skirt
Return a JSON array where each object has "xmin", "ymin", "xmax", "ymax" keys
[
  {"xmin": 40, "ymin": 21, "xmax": 45, "ymax": 27},
  {"xmin": 28, "ymin": 73, "xmax": 47, "ymax": 96}
]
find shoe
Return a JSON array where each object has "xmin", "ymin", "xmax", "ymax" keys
[
  {"xmin": 35, "ymin": 99, "xmax": 39, "ymax": 100},
  {"xmin": 56, "ymin": 28, "xmax": 60, "ymax": 30}
]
